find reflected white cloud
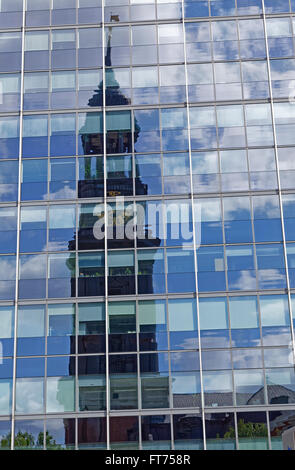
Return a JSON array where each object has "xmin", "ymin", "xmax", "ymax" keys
[
  {"xmin": 172, "ymin": 372, "xmax": 200, "ymax": 393},
  {"xmin": 229, "ymin": 270, "xmax": 256, "ymax": 291},
  {"xmin": 0, "ymin": 257, "xmax": 16, "ymax": 280},
  {"xmin": 0, "ymin": 380, "xmax": 11, "ymax": 415},
  {"xmin": 15, "ymin": 378, "xmax": 43, "ymax": 414},
  {"xmin": 203, "ymin": 371, "xmax": 232, "ymax": 391},
  {"xmin": 19, "ymin": 254, "xmax": 46, "ymax": 279},
  {"xmin": 260, "ymin": 294, "xmax": 288, "ymax": 327}
]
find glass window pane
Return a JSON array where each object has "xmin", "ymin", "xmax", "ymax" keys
[
  {"xmin": 0, "ymin": 307, "xmax": 14, "ymax": 339},
  {"xmin": 18, "ymin": 305, "xmax": 45, "ymax": 337},
  {"xmin": 260, "ymin": 295, "xmax": 289, "ymax": 326},
  {"xmin": 49, "ymin": 205, "xmax": 75, "ymax": 229},
  {"xmin": 168, "ymin": 299, "xmax": 197, "ymax": 331},
  {"xmin": 25, "ymin": 32, "xmax": 49, "ymax": 51},
  {"xmin": 46, "ymin": 376, "xmax": 75, "ymax": 413},
  {"xmin": 205, "ymin": 412, "xmax": 236, "ymax": 450},
  {"xmin": 79, "ymin": 302, "xmax": 105, "ymax": 335},
  {"xmin": 237, "ymin": 412, "xmax": 269, "ymax": 450},
  {"xmin": 79, "ymin": 28, "xmax": 101, "ymax": 48},
  {"xmin": 229, "ymin": 296, "xmax": 259, "ymax": 328},
  {"xmin": 138, "ymin": 300, "xmax": 166, "ymax": 329},
  {"xmin": 52, "ymin": 30, "xmax": 75, "ymax": 49},
  {"xmin": 199, "ymin": 298, "xmax": 228, "ymax": 330},
  {"xmin": 52, "ymin": 71, "xmax": 75, "ymax": 90},
  {"xmin": 0, "ymin": 116, "xmax": 19, "ymax": 137},
  {"xmin": 217, "ymin": 105, "xmax": 244, "ymax": 127},
  {"xmin": 78, "ymin": 69, "xmax": 101, "ymax": 89},
  {"xmin": 109, "ymin": 301, "xmax": 136, "ymax": 333},
  {"xmin": 132, "ymin": 67, "xmax": 158, "ymax": 88},
  {"xmin": 48, "ymin": 304, "xmax": 75, "ymax": 336},
  {"xmin": 15, "ymin": 377, "xmax": 44, "ymax": 414},
  {"xmin": 23, "ymin": 115, "xmax": 47, "ymax": 137},
  {"xmin": 266, "ymin": 18, "xmax": 291, "ymax": 37}
]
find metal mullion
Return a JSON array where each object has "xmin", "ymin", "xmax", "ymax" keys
[
  {"xmin": 223, "ymin": 243, "xmax": 229, "ymax": 301},
  {"xmin": 74, "ymin": 350, "xmax": 78, "ymax": 448},
  {"xmin": 135, "ymin": 299, "xmax": 141, "ymax": 422},
  {"xmin": 75, "ymin": 416, "xmax": 78, "ymax": 451},
  {"xmin": 165, "ymin": 295, "xmax": 173, "ymax": 412},
  {"xmin": 236, "ymin": 11, "xmax": 246, "ymax": 108},
  {"xmin": 291, "ymin": 1, "xmax": 295, "ymax": 51},
  {"xmin": 49, "ymin": 25, "xmax": 53, "ymax": 114},
  {"xmin": 266, "ymin": 409, "xmax": 272, "ymax": 450},
  {"xmin": 43, "ymin": 415, "xmax": 48, "ymax": 450},
  {"xmin": 76, "ymin": 0, "xmax": 79, "ymax": 26},
  {"xmin": 234, "ymin": 411, "xmax": 239, "ymax": 449},
  {"xmin": 128, "ymin": 21, "xmax": 132, "ymax": 79},
  {"xmin": 170, "ymin": 408, "xmax": 175, "ymax": 450},
  {"xmin": 44, "ymin": 301, "xmax": 49, "ymax": 428},
  {"xmin": 158, "ymin": 106, "xmax": 164, "ymax": 196},
  {"xmin": 160, "ymin": 149, "xmax": 164, "ymax": 198},
  {"xmin": 225, "ymin": 294, "xmax": 236, "ymax": 407},
  {"xmin": 74, "ymin": 198, "xmax": 79, "ymax": 425},
  {"xmin": 45, "ymin": 205, "xmax": 50, "ymax": 303},
  {"xmin": 75, "ymin": 298, "xmax": 79, "ymax": 423},
  {"xmin": 157, "ymin": 62, "xmax": 161, "ymax": 107},
  {"xmin": 211, "ymin": 58, "xmax": 217, "ymax": 111},
  {"xmin": 182, "ymin": 0, "xmax": 206, "ymax": 450},
  {"xmin": 220, "ymin": 193, "xmax": 226, "ymax": 253},
  {"xmin": 101, "ymin": 2, "xmax": 110, "ymax": 451},
  {"xmin": 262, "ymin": 0, "xmax": 295, "ymax": 369},
  {"xmin": 75, "ymin": 168, "xmax": 79, "ymax": 311},
  {"xmin": 256, "ymin": 293, "xmax": 268, "ymax": 406},
  {"xmin": 11, "ymin": 0, "xmax": 26, "ymax": 451},
  {"xmin": 75, "ymin": 117, "xmax": 79, "ymax": 211},
  {"xmin": 43, "ymin": 305, "xmax": 48, "ymax": 441},
  {"xmin": 138, "ymin": 414, "xmax": 142, "ymax": 451},
  {"xmin": 135, "ymin": 248, "xmax": 142, "ymax": 422},
  {"xmin": 241, "ymin": 99, "xmax": 253, "ymax": 196},
  {"xmin": 47, "ymin": 143, "xmax": 51, "ymax": 201},
  {"xmin": 49, "ymin": 0, "xmax": 52, "ymax": 26},
  {"xmin": 75, "ymin": 154, "xmax": 80, "ymax": 426},
  {"xmin": 249, "ymin": 193, "xmax": 260, "ymax": 294},
  {"xmin": 75, "ymin": 28, "xmax": 79, "ymax": 110},
  {"xmin": 134, "ymin": 221, "xmax": 140, "ymax": 419},
  {"xmin": 132, "ymin": 139, "xmax": 136, "ymax": 198}
]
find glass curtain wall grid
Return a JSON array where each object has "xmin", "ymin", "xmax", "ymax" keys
[{"xmin": 1, "ymin": 0, "xmax": 295, "ymax": 450}]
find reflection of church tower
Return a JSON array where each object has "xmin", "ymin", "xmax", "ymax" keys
[
  {"xmin": 63, "ymin": 419, "xmax": 76, "ymax": 449},
  {"xmin": 78, "ymin": 15, "xmax": 144, "ymax": 199},
  {"xmin": 76, "ymin": 15, "xmax": 146, "ymax": 252},
  {"xmin": 72, "ymin": 15, "xmax": 161, "ymax": 299},
  {"xmin": 104, "ymin": 17, "xmax": 131, "ymax": 109},
  {"xmin": 56, "ymin": 357, "xmax": 76, "ymax": 435}
]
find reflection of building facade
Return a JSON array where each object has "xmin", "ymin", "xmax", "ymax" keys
[
  {"xmin": 248, "ymin": 385, "xmax": 295, "ymax": 407},
  {"xmin": 78, "ymin": 417, "xmax": 106, "ymax": 449},
  {"xmin": 62, "ymin": 419, "xmax": 76, "ymax": 449},
  {"xmin": 3, "ymin": 0, "xmax": 295, "ymax": 451},
  {"xmin": 282, "ymin": 427, "xmax": 295, "ymax": 450}
]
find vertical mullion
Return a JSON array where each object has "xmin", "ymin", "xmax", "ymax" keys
[
  {"xmin": 101, "ymin": 1, "xmax": 110, "ymax": 451},
  {"xmin": 11, "ymin": 0, "xmax": 26, "ymax": 452},
  {"xmin": 182, "ymin": 0, "xmax": 206, "ymax": 450},
  {"xmin": 44, "ymin": 301, "xmax": 48, "ymax": 448},
  {"xmin": 262, "ymin": 0, "xmax": 295, "ymax": 372}
]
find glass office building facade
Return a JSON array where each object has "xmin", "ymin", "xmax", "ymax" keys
[{"xmin": 2, "ymin": 0, "xmax": 295, "ymax": 451}]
